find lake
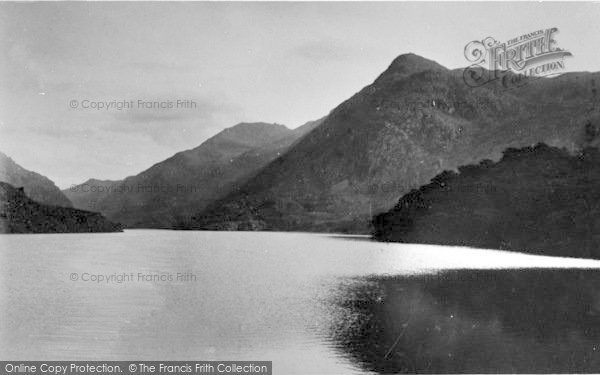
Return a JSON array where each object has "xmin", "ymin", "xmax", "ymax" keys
[{"xmin": 1, "ymin": 230, "xmax": 600, "ymax": 373}]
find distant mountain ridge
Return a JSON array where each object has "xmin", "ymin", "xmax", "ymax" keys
[
  {"xmin": 0, "ymin": 151, "xmax": 72, "ymax": 207},
  {"xmin": 190, "ymin": 53, "xmax": 600, "ymax": 232},
  {"xmin": 63, "ymin": 179, "xmax": 121, "ymax": 212},
  {"xmin": 71, "ymin": 120, "xmax": 324, "ymax": 228}
]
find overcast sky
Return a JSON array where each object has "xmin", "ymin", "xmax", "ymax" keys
[{"xmin": 1, "ymin": 2, "xmax": 600, "ymax": 188}]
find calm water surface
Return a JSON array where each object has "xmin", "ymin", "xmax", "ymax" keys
[{"xmin": 1, "ymin": 230, "xmax": 600, "ymax": 373}]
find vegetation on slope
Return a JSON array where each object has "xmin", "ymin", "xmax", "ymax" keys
[
  {"xmin": 0, "ymin": 182, "xmax": 122, "ymax": 233},
  {"xmin": 373, "ymin": 144, "xmax": 600, "ymax": 259}
]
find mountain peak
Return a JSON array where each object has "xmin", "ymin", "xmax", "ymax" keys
[
  {"xmin": 82, "ymin": 178, "xmax": 119, "ymax": 186},
  {"xmin": 228, "ymin": 122, "xmax": 289, "ymax": 131},
  {"xmin": 206, "ymin": 122, "xmax": 293, "ymax": 149},
  {"xmin": 376, "ymin": 53, "xmax": 447, "ymax": 82}
]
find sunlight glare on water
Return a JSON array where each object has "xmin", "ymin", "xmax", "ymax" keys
[{"xmin": 1, "ymin": 230, "xmax": 600, "ymax": 373}]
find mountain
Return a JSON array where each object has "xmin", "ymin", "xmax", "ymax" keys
[
  {"xmin": 0, "ymin": 181, "xmax": 121, "ymax": 233},
  {"xmin": 63, "ymin": 179, "xmax": 121, "ymax": 212},
  {"xmin": 85, "ymin": 120, "xmax": 322, "ymax": 228},
  {"xmin": 190, "ymin": 53, "xmax": 600, "ymax": 232},
  {"xmin": 373, "ymin": 144, "xmax": 600, "ymax": 259},
  {"xmin": 0, "ymin": 151, "xmax": 73, "ymax": 207}
]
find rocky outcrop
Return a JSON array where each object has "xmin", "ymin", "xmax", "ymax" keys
[{"xmin": 0, "ymin": 181, "xmax": 122, "ymax": 233}]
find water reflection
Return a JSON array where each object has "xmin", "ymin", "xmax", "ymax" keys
[{"xmin": 328, "ymin": 269, "xmax": 600, "ymax": 373}]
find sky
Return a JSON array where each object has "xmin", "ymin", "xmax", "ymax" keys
[{"xmin": 1, "ymin": 2, "xmax": 600, "ymax": 188}]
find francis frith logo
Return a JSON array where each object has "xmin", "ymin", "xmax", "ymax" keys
[{"xmin": 463, "ymin": 27, "xmax": 572, "ymax": 88}]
